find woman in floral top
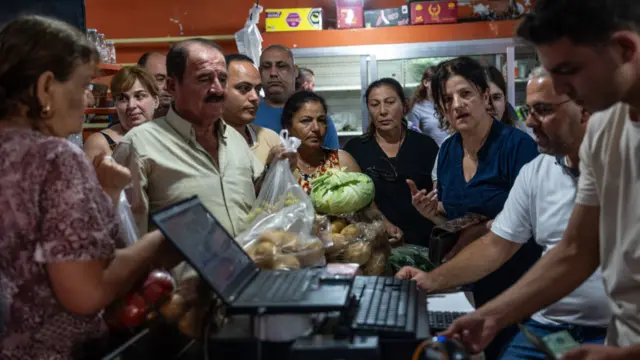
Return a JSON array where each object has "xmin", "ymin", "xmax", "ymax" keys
[
  {"xmin": 0, "ymin": 16, "xmax": 175, "ymax": 359},
  {"xmin": 281, "ymin": 91, "xmax": 360, "ymax": 193}
]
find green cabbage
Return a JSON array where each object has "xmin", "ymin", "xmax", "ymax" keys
[{"xmin": 310, "ymin": 170, "xmax": 375, "ymax": 214}]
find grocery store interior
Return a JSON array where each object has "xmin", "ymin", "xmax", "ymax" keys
[{"xmin": 2, "ymin": 0, "xmax": 627, "ymax": 360}]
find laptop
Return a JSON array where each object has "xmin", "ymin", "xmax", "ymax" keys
[{"xmin": 151, "ymin": 196, "xmax": 353, "ymax": 315}]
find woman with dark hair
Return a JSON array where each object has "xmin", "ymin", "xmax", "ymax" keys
[
  {"xmin": 409, "ymin": 66, "xmax": 450, "ymax": 145},
  {"xmin": 0, "ymin": 16, "xmax": 175, "ymax": 359},
  {"xmin": 404, "ymin": 56, "xmax": 541, "ymax": 358},
  {"xmin": 281, "ymin": 91, "xmax": 361, "ymax": 193},
  {"xmin": 485, "ymin": 65, "xmax": 532, "ymax": 135},
  {"xmin": 283, "ymin": 91, "xmax": 403, "ymax": 243},
  {"xmin": 344, "ymin": 78, "xmax": 439, "ymax": 246}
]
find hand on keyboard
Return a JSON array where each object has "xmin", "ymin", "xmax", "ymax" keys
[{"xmin": 394, "ymin": 266, "xmax": 434, "ymax": 292}]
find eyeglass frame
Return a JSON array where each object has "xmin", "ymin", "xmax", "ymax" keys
[{"xmin": 520, "ymin": 99, "xmax": 572, "ymax": 121}]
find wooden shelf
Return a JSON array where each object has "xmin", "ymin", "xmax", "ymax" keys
[
  {"xmin": 85, "ymin": 107, "xmax": 116, "ymax": 115},
  {"xmin": 262, "ymin": 20, "xmax": 521, "ymax": 49},
  {"xmin": 96, "ymin": 63, "xmax": 122, "ymax": 78}
]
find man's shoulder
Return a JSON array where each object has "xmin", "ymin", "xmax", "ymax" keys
[
  {"xmin": 584, "ymin": 102, "xmax": 627, "ymax": 150},
  {"xmin": 519, "ymin": 154, "xmax": 555, "ymax": 178},
  {"xmin": 123, "ymin": 118, "xmax": 169, "ymax": 142},
  {"xmin": 250, "ymin": 124, "xmax": 281, "ymax": 144}
]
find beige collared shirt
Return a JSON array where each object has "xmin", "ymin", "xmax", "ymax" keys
[
  {"xmin": 246, "ymin": 124, "xmax": 282, "ymax": 166},
  {"xmin": 114, "ymin": 107, "xmax": 263, "ymax": 237}
]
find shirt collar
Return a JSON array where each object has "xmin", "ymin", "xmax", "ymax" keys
[
  {"xmin": 452, "ymin": 118, "xmax": 503, "ymax": 159},
  {"xmin": 246, "ymin": 124, "xmax": 258, "ymax": 147},
  {"xmin": 555, "ymin": 156, "xmax": 580, "ymax": 178},
  {"xmin": 166, "ymin": 106, "xmax": 227, "ymax": 143}
]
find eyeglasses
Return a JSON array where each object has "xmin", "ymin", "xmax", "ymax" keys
[
  {"xmin": 520, "ymin": 99, "xmax": 572, "ymax": 121},
  {"xmin": 365, "ymin": 157, "xmax": 399, "ymax": 182}
]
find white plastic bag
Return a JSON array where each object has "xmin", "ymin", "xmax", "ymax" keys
[
  {"xmin": 117, "ymin": 190, "xmax": 139, "ymax": 246},
  {"xmin": 237, "ymin": 131, "xmax": 327, "ymax": 270},
  {"xmin": 235, "ymin": 4, "xmax": 263, "ymax": 66}
]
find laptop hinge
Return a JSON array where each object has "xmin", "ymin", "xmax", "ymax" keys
[{"xmin": 229, "ymin": 267, "xmax": 260, "ymax": 301}]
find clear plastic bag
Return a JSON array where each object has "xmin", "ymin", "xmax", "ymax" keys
[
  {"xmin": 237, "ymin": 131, "xmax": 328, "ymax": 269},
  {"xmin": 117, "ymin": 190, "xmax": 139, "ymax": 246},
  {"xmin": 235, "ymin": 4, "xmax": 263, "ymax": 66},
  {"xmin": 323, "ymin": 205, "xmax": 391, "ymax": 276}
]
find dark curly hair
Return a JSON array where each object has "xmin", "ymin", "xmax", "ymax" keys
[
  {"xmin": 430, "ymin": 57, "xmax": 489, "ymax": 130},
  {"xmin": 0, "ymin": 15, "xmax": 99, "ymax": 121}
]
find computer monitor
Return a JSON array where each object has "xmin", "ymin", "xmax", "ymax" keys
[{"xmin": 152, "ymin": 197, "xmax": 257, "ymax": 303}]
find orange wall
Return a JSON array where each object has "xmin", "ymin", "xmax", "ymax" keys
[{"xmin": 85, "ymin": 0, "xmax": 406, "ymax": 63}]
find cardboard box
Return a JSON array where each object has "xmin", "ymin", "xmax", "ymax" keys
[
  {"xmin": 336, "ymin": 0, "xmax": 364, "ymax": 29},
  {"xmin": 411, "ymin": 1, "xmax": 458, "ymax": 25},
  {"xmin": 458, "ymin": 0, "xmax": 514, "ymax": 21},
  {"xmin": 265, "ymin": 8, "xmax": 323, "ymax": 32},
  {"xmin": 364, "ymin": 5, "xmax": 410, "ymax": 28}
]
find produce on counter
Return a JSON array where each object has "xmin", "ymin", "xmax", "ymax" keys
[
  {"xmin": 243, "ymin": 230, "xmax": 326, "ymax": 270},
  {"xmin": 388, "ymin": 245, "xmax": 436, "ymax": 274},
  {"xmin": 142, "ymin": 269, "xmax": 175, "ymax": 303},
  {"xmin": 310, "ymin": 169, "xmax": 375, "ymax": 215},
  {"xmin": 322, "ymin": 207, "xmax": 391, "ymax": 276}
]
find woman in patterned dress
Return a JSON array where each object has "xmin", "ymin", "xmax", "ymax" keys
[
  {"xmin": 281, "ymin": 91, "xmax": 403, "ymax": 243},
  {"xmin": 0, "ymin": 16, "xmax": 176, "ymax": 359}
]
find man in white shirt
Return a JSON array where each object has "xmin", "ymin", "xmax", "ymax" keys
[
  {"xmin": 398, "ymin": 67, "xmax": 609, "ymax": 358},
  {"xmin": 440, "ymin": 1, "xmax": 640, "ymax": 359}
]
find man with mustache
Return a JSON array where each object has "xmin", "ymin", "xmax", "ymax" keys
[
  {"xmin": 254, "ymin": 44, "xmax": 340, "ymax": 149},
  {"xmin": 115, "ymin": 39, "xmax": 284, "ymax": 239},
  {"xmin": 222, "ymin": 54, "xmax": 282, "ymax": 165},
  {"xmin": 138, "ymin": 51, "xmax": 171, "ymax": 118},
  {"xmin": 400, "ymin": 66, "xmax": 609, "ymax": 359},
  {"xmin": 438, "ymin": 1, "xmax": 640, "ymax": 358}
]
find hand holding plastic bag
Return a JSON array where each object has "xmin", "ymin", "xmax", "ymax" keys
[{"xmin": 238, "ymin": 131, "xmax": 327, "ymax": 270}]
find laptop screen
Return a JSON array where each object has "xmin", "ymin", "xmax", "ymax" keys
[{"xmin": 153, "ymin": 198, "xmax": 256, "ymax": 298}]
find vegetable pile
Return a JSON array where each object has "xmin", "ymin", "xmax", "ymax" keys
[
  {"xmin": 244, "ymin": 229, "xmax": 326, "ymax": 270},
  {"xmin": 310, "ymin": 170, "xmax": 375, "ymax": 215}
]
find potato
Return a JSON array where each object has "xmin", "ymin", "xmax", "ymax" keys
[
  {"xmin": 279, "ymin": 233, "xmax": 302, "ymax": 253},
  {"xmin": 254, "ymin": 241, "xmax": 277, "ymax": 258},
  {"xmin": 257, "ymin": 230, "xmax": 282, "ymax": 245},
  {"xmin": 330, "ymin": 218, "xmax": 348, "ymax": 234},
  {"xmin": 341, "ymin": 224, "xmax": 361, "ymax": 239},
  {"xmin": 297, "ymin": 240, "xmax": 326, "ymax": 267},
  {"xmin": 273, "ymin": 255, "xmax": 301, "ymax": 270},
  {"xmin": 345, "ymin": 241, "xmax": 372, "ymax": 265},
  {"xmin": 363, "ymin": 251, "xmax": 387, "ymax": 276},
  {"xmin": 159, "ymin": 293, "xmax": 187, "ymax": 323},
  {"xmin": 326, "ymin": 233, "xmax": 349, "ymax": 257},
  {"xmin": 254, "ymin": 256, "xmax": 275, "ymax": 269}
]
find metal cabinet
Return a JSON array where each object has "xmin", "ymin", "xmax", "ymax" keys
[{"xmin": 293, "ymin": 38, "xmax": 539, "ymax": 138}]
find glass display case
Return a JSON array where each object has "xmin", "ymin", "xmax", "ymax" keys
[{"xmin": 292, "ymin": 38, "xmax": 539, "ymax": 140}]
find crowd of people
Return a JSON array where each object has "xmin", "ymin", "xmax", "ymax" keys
[{"xmin": 0, "ymin": 0, "xmax": 639, "ymax": 359}]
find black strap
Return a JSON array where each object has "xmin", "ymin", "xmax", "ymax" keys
[{"xmin": 100, "ymin": 131, "xmax": 117, "ymax": 149}]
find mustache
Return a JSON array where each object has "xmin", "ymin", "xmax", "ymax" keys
[{"xmin": 204, "ymin": 94, "xmax": 224, "ymax": 103}]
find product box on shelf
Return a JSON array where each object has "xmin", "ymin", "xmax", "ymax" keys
[
  {"xmin": 458, "ymin": 0, "xmax": 523, "ymax": 21},
  {"xmin": 336, "ymin": 0, "xmax": 364, "ymax": 29},
  {"xmin": 265, "ymin": 8, "xmax": 323, "ymax": 32},
  {"xmin": 364, "ymin": 5, "xmax": 409, "ymax": 28},
  {"xmin": 410, "ymin": 1, "xmax": 458, "ymax": 25}
]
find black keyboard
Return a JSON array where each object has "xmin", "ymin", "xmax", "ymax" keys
[
  {"xmin": 428, "ymin": 311, "xmax": 467, "ymax": 332},
  {"xmin": 238, "ymin": 270, "xmax": 313, "ymax": 303},
  {"xmin": 350, "ymin": 276, "xmax": 420, "ymax": 338}
]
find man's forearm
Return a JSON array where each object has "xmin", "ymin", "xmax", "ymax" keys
[
  {"xmin": 428, "ymin": 232, "xmax": 521, "ymax": 292},
  {"xmin": 478, "ymin": 204, "xmax": 600, "ymax": 328}
]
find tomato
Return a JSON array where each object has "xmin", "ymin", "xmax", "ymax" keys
[
  {"xmin": 142, "ymin": 269, "xmax": 175, "ymax": 303},
  {"xmin": 118, "ymin": 303, "xmax": 147, "ymax": 328}
]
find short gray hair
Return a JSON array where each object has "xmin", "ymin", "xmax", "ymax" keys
[{"xmin": 528, "ymin": 66, "xmax": 550, "ymax": 81}]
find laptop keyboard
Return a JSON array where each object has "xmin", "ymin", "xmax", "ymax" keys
[
  {"xmin": 238, "ymin": 270, "xmax": 314, "ymax": 303},
  {"xmin": 428, "ymin": 311, "xmax": 467, "ymax": 331},
  {"xmin": 350, "ymin": 276, "xmax": 416, "ymax": 337}
]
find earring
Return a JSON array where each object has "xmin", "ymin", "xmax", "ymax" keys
[{"xmin": 41, "ymin": 104, "xmax": 51, "ymax": 117}]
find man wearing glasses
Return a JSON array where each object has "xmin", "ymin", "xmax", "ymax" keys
[
  {"xmin": 398, "ymin": 67, "xmax": 610, "ymax": 358},
  {"xmin": 254, "ymin": 45, "xmax": 340, "ymax": 149}
]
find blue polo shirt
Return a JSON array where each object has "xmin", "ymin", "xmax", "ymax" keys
[
  {"xmin": 437, "ymin": 119, "xmax": 542, "ymax": 305},
  {"xmin": 253, "ymin": 98, "xmax": 340, "ymax": 149}
]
